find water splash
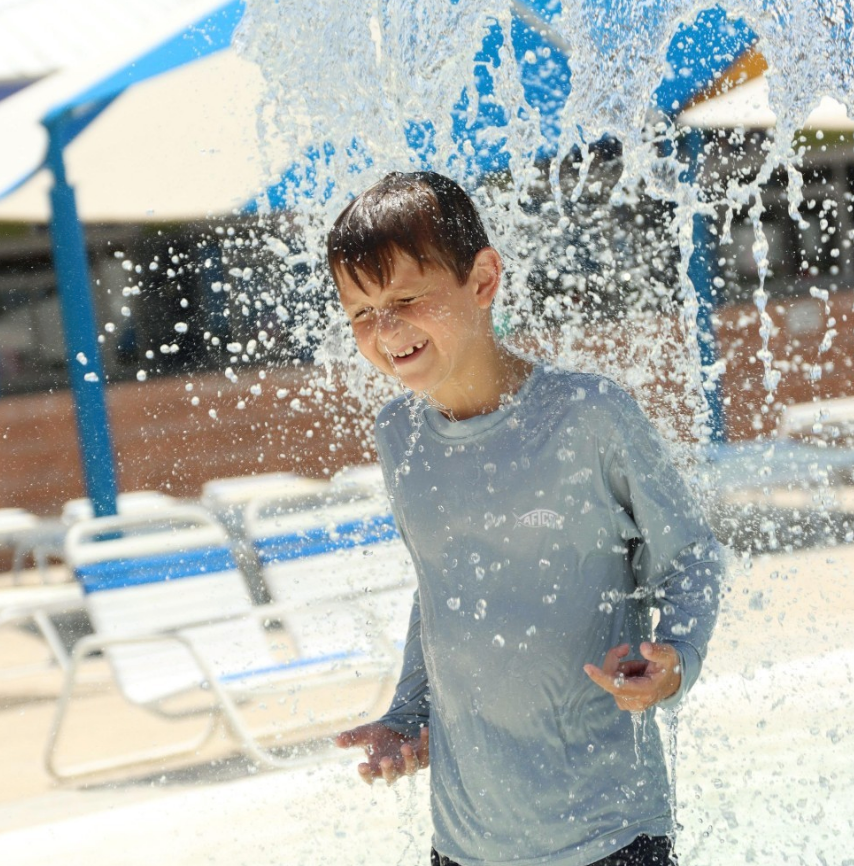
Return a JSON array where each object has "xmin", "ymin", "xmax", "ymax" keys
[
  {"xmin": 212, "ymin": 5, "xmax": 854, "ymax": 863},
  {"xmin": 232, "ymin": 2, "xmax": 852, "ymax": 448},
  {"xmin": 630, "ymin": 710, "xmax": 645, "ymax": 766}
]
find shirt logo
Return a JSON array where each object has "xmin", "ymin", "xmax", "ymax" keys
[{"xmin": 513, "ymin": 509, "xmax": 564, "ymax": 530}]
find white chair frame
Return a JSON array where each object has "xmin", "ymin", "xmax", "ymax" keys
[{"xmin": 46, "ymin": 507, "xmax": 395, "ymax": 780}]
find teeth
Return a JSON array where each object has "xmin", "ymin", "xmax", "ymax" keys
[{"xmin": 393, "ymin": 341, "xmax": 425, "ymax": 358}]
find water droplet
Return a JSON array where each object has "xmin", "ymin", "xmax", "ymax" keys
[
  {"xmin": 483, "ymin": 462, "xmax": 497, "ymax": 475},
  {"xmin": 542, "ymin": 594, "xmax": 557, "ymax": 605},
  {"xmin": 83, "ymin": 372, "xmax": 99, "ymax": 382},
  {"xmin": 75, "ymin": 352, "xmax": 88, "ymax": 365},
  {"xmin": 526, "ymin": 625, "xmax": 537, "ymax": 636},
  {"xmin": 492, "ymin": 634, "xmax": 505, "ymax": 648},
  {"xmin": 539, "ymin": 558, "xmax": 550, "ymax": 570},
  {"xmin": 136, "ymin": 370, "xmax": 147, "ymax": 382},
  {"xmin": 174, "ymin": 322, "xmax": 188, "ymax": 334},
  {"xmin": 470, "ymin": 552, "xmax": 480, "ymax": 564},
  {"xmin": 447, "ymin": 597, "xmax": 461, "ymax": 611}
]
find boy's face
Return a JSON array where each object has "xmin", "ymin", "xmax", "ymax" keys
[{"xmin": 337, "ymin": 252, "xmax": 493, "ymax": 403}]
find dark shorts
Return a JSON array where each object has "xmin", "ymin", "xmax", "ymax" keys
[{"xmin": 431, "ymin": 834, "xmax": 677, "ymax": 866}]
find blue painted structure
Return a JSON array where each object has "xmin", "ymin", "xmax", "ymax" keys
[
  {"xmin": 3, "ymin": 0, "xmax": 761, "ymax": 513},
  {"xmin": 46, "ymin": 134, "xmax": 119, "ymax": 515},
  {"xmin": 22, "ymin": 2, "xmax": 245, "ymax": 516}
]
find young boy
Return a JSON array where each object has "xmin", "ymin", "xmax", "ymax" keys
[{"xmin": 330, "ymin": 171, "xmax": 721, "ymax": 866}]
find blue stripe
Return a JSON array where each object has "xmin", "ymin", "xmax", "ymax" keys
[
  {"xmin": 255, "ymin": 514, "xmax": 399, "ymax": 566},
  {"xmin": 218, "ymin": 649, "xmax": 363, "ymax": 683},
  {"xmin": 77, "ymin": 546, "xmax": 237, "ymax": 594}
]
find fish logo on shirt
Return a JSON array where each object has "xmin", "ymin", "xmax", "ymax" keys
[{"xmin": 513, "ymin": 509, "xmax": 564, "ymax": 530}]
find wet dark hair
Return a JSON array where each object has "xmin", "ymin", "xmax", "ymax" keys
[{"xmin": 327, "ymin": 171, "xmax": 490, "ymax": 290}]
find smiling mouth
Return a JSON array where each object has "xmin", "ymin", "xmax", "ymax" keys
[{"xmin": 389, "ymin": 340, "xmax": 428, "ymax": 362}]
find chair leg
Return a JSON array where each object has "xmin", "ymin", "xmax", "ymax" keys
[
  {"xmin": 11, "ymin": 543, "xmax": 26, "ymax": 585},
  {"xmin": 195, "ymin": 654, "xmax": 395, "ymax": 771},
  {"xmin": 177, "ymin": 640, "xmax": 296, "ymax": 770},
  {"xmin": 32, "ymin": 610, "xmax": 70, "ymax": 672},
  {"xmin": 44, "ymin": 635, "xmax": 219, "ymax": 781}
]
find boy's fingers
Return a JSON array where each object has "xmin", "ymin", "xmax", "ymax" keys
[
  {"xmin": 585, "ymin": 644, "xmax": 631, "ymax": 692},
  {"xmin": 583, "ymin": 663, "xmax": 616, "ymax": 693},
  {"xmin": 357, "ymin": 762, "xmax": 375, "ymax": 785},
  {"xmin": 615, "ymin": 660, "xmax": 649, "ymax": 678},
  {"xmin": 640, "ymin": 642, "xmax": 677, "ymax": 664},
  {"xmin": 335, "ymin": 730, "xmax": 359, "ymax": 749},
  {"xmin": 380, "ymin": 755, "xmax": 399, "ymax": 785},
  {"xmin": 640, "ymin": 644, "xmax": 681, "ymax": 682},
  {"xmin": 601, "ymin": 643, "xmax": 631, "ymax": 673},
  {"xmin": 400, "ymin": 743, "xmax": 418, "ymax": 775},
  {"xmin": 336, "ymin": 726, "xmax": 373, "ymax": 749}
]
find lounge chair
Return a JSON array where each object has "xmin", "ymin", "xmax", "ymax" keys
[
  {"xmin": 46, "ymin": 505, "xmax": 394, "ymax": 779},
  {"xmin": 244, "ymin": 485, "xmax": 417, "ymax": 650},
  {"xmin": 1, "ymin": 493, "xmax": 178, "ymax": 677},
  {"xmin": 201, "ymin": 472, "xmax": 328, "ymax": 605}
]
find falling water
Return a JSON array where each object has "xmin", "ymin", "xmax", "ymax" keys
[
  {"xmin": 118, "ymin": 1, "xmax": 854, "ymax": 863},
  {"xmin": 231, "ymin": 1, "xmax": 851, "ymax": 454}
]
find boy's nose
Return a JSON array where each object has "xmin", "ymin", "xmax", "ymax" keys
[{"xmin": 376, "ymin": 308, "xmax": 401, "ymax": 341}]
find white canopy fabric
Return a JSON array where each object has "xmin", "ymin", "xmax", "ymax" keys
[
  {"xmin": 0, "ymin": 0, "xmax": 216, "ymax": 82},
  {"xmin": 0, "ymin": 47, "xmax": 297, "ymax": 223},
  {"xmin": 678, "ymin": 74, "xmax": 854, "ymax": 132}
]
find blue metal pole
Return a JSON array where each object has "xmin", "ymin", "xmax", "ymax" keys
[
  {"xmin": 46, "ymin": 127, "xmax": 118, "ymax": 516},
  {"xmin": 684, "ymin": 127, "xmax": 726, "ymax": 443}
]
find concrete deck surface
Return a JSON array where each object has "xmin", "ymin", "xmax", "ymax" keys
[{"xmin": 1, "ymin": 547, "xmax": 852, "ymax": 866}]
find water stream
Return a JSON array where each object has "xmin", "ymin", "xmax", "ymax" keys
[{"xmin": 207, "ymin": 1, "xmax": 854, "ymax": 862}]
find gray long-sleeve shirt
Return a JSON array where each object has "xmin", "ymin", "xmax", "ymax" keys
[{"xmin": 374, "ymin": 364, "xmax": 722, "ymax": 866}]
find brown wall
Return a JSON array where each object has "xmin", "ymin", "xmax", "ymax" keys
[
  {"xmin": 0, "ymin": 366, "xmax": 373, "ymax": 518},
  {"xmin": 716, "ymin": 290, "xmax": 854, "ymax": 439},
  {"xmin": 3, "ymin": 297, "xmax": 852, "ymax": 570}
]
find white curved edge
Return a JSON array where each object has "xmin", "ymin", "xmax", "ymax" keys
[
  {"xmin": 244, "ymin": 489, "xmax": 391, "ymax": 542},
  {"xmin": 679, "ymin": 74, "xmax": 854, "ymax": 132},
  {"xmin": 64, "ymin": 504, "xmax": 230, "ymax": 568}
]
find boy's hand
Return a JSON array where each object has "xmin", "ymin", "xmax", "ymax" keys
[
  {"xmin": 583, "ymin": 642, "xmax": 681, "ymax": 712},
  {"xmin": 336, "ymin": 722, "xmax": 429, "ymax": 786}
]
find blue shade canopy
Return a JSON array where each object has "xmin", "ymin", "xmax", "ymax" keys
[
  {"xmin": 0, "ymin": 0, "xmax": 245, "ymax": 200},
  {"xmin": 448, "ymin": 1, "xmax": 758, "ymax": 172},
  {"xmin": 253, "ymin": 1, "xmax": 757, "ymax": 208},
  {"xmin": 45, "ymin": 0, "xmax": 244, "ymax": 148},
  {"xmin": 1, "ymin": 0, "xmax": 758, "ymax": 213}
]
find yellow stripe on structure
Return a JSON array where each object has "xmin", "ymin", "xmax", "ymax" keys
[{"xmin": 686, "ymin": 47, "xmax": 769, "ymax": 109}]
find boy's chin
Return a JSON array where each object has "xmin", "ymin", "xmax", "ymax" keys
[{"xmin": 387, "ymin": 368, "xmax": 433, "ymax": 396}]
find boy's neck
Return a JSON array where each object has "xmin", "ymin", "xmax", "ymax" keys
[{"xmin": 428, "ymin": 343, "xmax": 534, "ymax": 422}]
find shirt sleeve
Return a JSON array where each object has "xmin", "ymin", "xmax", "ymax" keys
[
  {"xmin": 374, "ymin": 409, "xmax": 432, "ymax": 736},
  {"xmin": 378, "ymin": 588, "xmax": 432, "ymax": 736},
  {"xmin": 603, "ymin": 392, "xmax": 724, "ymax": 707}
]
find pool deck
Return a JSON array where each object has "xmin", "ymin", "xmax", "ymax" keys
[{"xmin": 1, "ymin": 548, "xmax": 852, "ymax": 865}]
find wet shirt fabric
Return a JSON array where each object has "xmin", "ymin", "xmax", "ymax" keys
[{"xmin": 374, "ymin": 365, "xmax": 723, "ymax": 866}]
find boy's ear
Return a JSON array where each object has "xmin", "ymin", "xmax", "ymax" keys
[{"xmin": 469, "ymin": 247, "xmax": 503, "ymax": 309}]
